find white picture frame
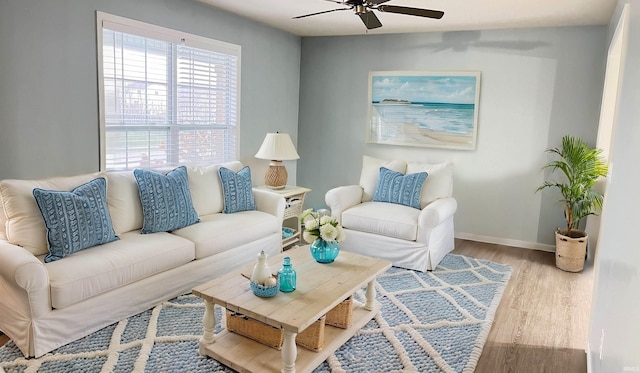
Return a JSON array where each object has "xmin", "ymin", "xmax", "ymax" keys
[{"xmin": 367, "ymin": 70, "xmax": 481, "ymax": 150}]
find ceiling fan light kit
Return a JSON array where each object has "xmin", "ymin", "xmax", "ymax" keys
[{"xmin": 293, "ymin": 0, "xmax": 444, "ymax": 30}]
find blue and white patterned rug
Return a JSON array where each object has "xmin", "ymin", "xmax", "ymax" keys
[{"xmin": 0, "ymin": 254, "xmax": 511, "ymax": 373}]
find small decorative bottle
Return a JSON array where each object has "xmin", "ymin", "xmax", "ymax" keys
[
  {"xmin": 278, "ymin": 257, "xmax": 296, "ymax": 292},
  {"xmin": 251, "ymin": 250, "xmax": 271, "ymax": 285}
]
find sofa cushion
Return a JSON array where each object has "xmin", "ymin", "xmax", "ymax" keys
[
  {"xmin": 187, "ymin": 161, "xmax": 244, "ymax": 216},
  {"xmin": 359, "ymin": 155, "xmax": 406, "ymax": 202},
  {"xmin": 342, "ymin": 201, "xmax": 420, "ymax": 241},
  {"xmin": 0, "ymin": 172, "xmax": 103, "ymax": 256},
  {"xmin": 45, "ymin": 231, "xmax": 195, "ymax": 309},
  {"xmin": 134, "ymin": 166, "xmax": 200, "ymax": 233},
  {"xmin": 406, "ymin": 162, "xmax": 453, "ymax": 208},
  {"xmin": 372, "ymin": 167, "xmax": 427, "ymax": 210},
  {"xmin": 219, "ymin": 166, "xmax": 256, "ymax": 214},
  {"xmin": 106, "ymin": 171, "xmax": 144, "ymax": 235},
  {"xmin": 172, "ymin": 211, "xmax": 279, "ymax": 259},
  {"xmin": 33, "ymin": 177, "xmax": 119, "ymax": 263}
]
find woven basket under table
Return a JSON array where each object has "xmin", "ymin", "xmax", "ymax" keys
[
  {"xmin": 325, "ymin": 296, "xmax": 353, "ymax": 329},
  {"xmin": 226, "ymin": 310, "xmax": 326, "ymax": 351}
]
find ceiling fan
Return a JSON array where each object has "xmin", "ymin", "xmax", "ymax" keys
[{"xmin": 293, "ymin": 0, "xmax": 444, "ymax": 30}]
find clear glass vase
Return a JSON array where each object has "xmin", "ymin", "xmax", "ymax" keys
[
  {"xmin": 278, "ymin": 257, "xmax": 296, "ymax": 292},
  {"xmin": 309, "ymin": 239, "xmax": 340, "ymax": 263}
]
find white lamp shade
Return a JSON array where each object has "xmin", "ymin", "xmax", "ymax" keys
[{"xmin": 255, "ymin": 133, "xmax": 300, "ymax": 161}]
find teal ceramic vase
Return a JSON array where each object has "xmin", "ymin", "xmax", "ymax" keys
[{"xmin": 309, "ymin": 239, "xmax": 340, "ymax": 263}]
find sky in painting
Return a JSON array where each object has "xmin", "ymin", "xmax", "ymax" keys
[{"xmin": 372, "ymin": 75, "xmax": 477, "ymax": 104}]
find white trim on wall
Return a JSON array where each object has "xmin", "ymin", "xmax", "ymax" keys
[
  {"xmin": 586, "ymin": 342, "xmax": 593, "ymax": 373},
  {"xmin": 456, "ymin": 232, "xmax": 556, "ymax": 252}
]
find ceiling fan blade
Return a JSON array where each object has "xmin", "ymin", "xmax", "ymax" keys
[
  {"xmin": 358, "ymin": 11, "xmax": 382, "ymax": 29},
  {"xmin": 367, "ymin": 0, "xmax": 392, "ymax": 5},
  {"xmin": 323, "ymin": 0, "xmax": 346, "ymax": 4},
  {"xmin": 377, "ymin": 5, "xmax": 444, "ymax": 19},
  {"xmin": 293, "ymin": 8, "xmax": 351, "ymax": 19}
]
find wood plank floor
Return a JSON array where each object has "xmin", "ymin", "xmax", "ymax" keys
[
  {"xmin": 0, "ymin": 239, "xmax": 593, "ymax": 372},
  {"xmin": 453, "ymin": 238, "xmax": 593, "ymax": 373}
]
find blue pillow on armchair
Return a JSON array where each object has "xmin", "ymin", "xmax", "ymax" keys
[
  {"xmin": 372, "ymin": 167, "xmax": 428, "ymax": 209},
  {"xmin": 134, "ymin": 166, "xmax": 200, "ymax": 233},
  {"xmin": 219, "ymin": 166, "xmax": 256, "ymax": 213},
  {"xmin": 33, "ymin": 177, "xmax": 119, "ymax": 263}
]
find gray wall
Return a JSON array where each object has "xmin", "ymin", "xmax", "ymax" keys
[
  {"xmin": 0, "ymin": 0, "xmax": 301, "ymax": 183},
  {"xmin": 588, "ymin": 1, "xmax": 640, "ymax": 371},
  {"xmin": 297, "ymin": 26, "xmax": 607, "ymax": 247},
  {"xmin": 0, "ymin": 1, "xmax": 611, "ymax": 249}
]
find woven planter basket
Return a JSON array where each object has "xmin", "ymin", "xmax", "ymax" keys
[{"xmin": 555, "ymin": 230, "xmax": 588, "ymax": 272}]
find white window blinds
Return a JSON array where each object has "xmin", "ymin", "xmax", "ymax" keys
[{"xmin": 98, "ymin": 13, "xmax": 240, "ymax": 170}]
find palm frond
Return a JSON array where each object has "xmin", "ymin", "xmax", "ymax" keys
[{"xmin": 537, "ymin": 135, "xmax": 608, "ymax": 231}]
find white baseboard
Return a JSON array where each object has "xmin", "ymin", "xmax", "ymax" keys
[
  {"xmin": 455, "ymin": 232, "xmax": 555, "ymax": 252},
  {"xmin": 586, "ymin": 342, "xmax": 593, "ymax": 373}
]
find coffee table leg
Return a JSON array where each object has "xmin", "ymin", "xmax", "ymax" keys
[
  {"xmin": 199, "ymin": 300, "xmax": 216, "ymax": 355},
  {"xmin": 365, "ymin": 280, "xmax": 376, "ymax": 311},
  {"xmin": 281, "ymin": 330, "xmax": 297, "ymax": 373}
]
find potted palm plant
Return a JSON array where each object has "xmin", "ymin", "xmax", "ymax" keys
[{"xmin": 537, "ymin": 135, "xmax": 608, "ymax": 272}]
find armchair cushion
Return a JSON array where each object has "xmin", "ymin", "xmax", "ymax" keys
[
  {"xmin": 359, "ymin": 155, "xmax": 406, "ymax": 202},
  {"xmin": 342, "ymin": 201, "xmax": 421, "ymax": 241},
  {"xmin": 372, "ymin": 167, "xmax": 427, "ymax": 209},
  {"xmin": 406, "ymin": 161, "xmax": 453, "ymax": 208}
]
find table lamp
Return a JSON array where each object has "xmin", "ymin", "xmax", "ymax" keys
[{"xmin": 255, "ymin": 132, "xmax": 300, "ymax": 189}]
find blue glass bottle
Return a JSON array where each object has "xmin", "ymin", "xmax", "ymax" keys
[{"xmin": 278, "ymin": 257, "xmax": 296, "ymax": 292}]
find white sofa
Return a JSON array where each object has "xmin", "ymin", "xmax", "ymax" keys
[
  {"xmin": 0, "ymin": 161, "xmax": 284, "ymax": 358},
  {"xmin": 325, "ymin": 156, "xmax": 457, "ymax": 272}
]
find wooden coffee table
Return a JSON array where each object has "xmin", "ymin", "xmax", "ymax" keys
[{"xmin": 192, "ymin": 245, "xmax": 391, "ymax": 373}]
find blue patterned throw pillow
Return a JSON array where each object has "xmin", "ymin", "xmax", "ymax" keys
[
  {"xmin": 219, "ymin": 166, "xmax": 256, "ymax": 213},
  {"xmin": 33, "ymin": 177, "xmax": 119, "ymax": 263},
  {"xmin": 372, "ymin": 167, "xmax": 428, "ymax": 209},
  {"xmin": 134, "ymin": 166, "xmax": 200, "ymax": 234}
]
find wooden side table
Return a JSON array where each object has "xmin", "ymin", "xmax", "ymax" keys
[{"xmin": 256, "ymin": 186, "xmax": 311, "ymax": 250}]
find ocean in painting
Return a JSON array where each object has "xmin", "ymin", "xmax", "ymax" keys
[{"xmin": 372, "ymin": 102, "xmax": 475, "ymax": 135}]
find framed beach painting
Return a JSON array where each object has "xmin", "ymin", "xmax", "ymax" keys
[{"xmin": 367, "ymin": 71, "xmax": 481, "ymax": 150}]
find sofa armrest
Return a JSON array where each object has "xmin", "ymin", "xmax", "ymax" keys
[
  {"xmin": 418, "ymin": 197, "xmax": 458, "ymax": 230},
  {"xmin": 253, "ymin": 188, "xmax": 286, "ymax": 223},
  {"xmin": 325, "ymin": 185, "xmax": 363, "ymax": 224},
  {"xmin": 0, "ymin": 241, "xmax": 51, "ymax": 319}
]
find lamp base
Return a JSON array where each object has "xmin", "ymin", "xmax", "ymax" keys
[{"xmin": 265, "ymin": 160, "xmax": 287, "ymax": 190}]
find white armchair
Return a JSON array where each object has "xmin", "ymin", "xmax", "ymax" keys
[{"xmin": 325, "ymin": 156, "xmax": 457, "ymax": 272}]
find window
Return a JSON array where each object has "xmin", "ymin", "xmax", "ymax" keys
[{"xmin": 97, "ymin": 12, "xmax": 240, "ymax": 170}]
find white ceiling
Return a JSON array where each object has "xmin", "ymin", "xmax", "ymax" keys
[{"xmin": 197, "ymin": 0, "xmax": 617, "ymax": 37}]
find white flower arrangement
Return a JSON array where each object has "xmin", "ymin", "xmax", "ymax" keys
[{"xmin": 300, "ymin": 208, "xmax": 345, "ymax": 243}]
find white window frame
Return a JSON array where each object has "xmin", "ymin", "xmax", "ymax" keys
[{"xmin": 96, "ymin": 11, "xmax": 241, "ymax": 170}]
